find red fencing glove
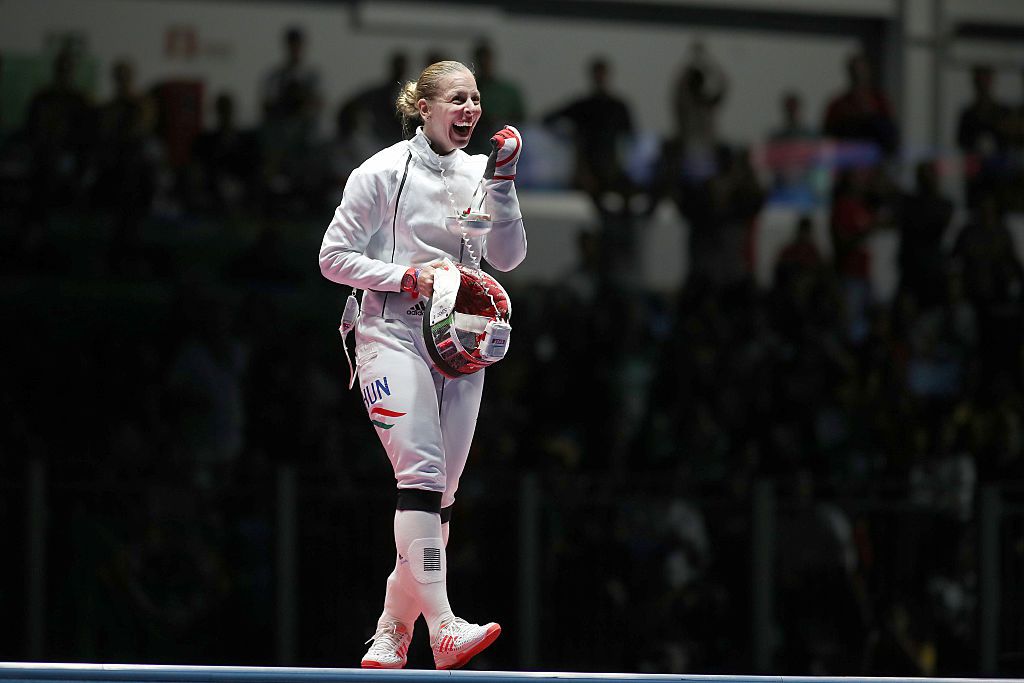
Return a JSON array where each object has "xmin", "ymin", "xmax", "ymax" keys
[{"xmin": 484, "ymin": 125, "xmax": 522, "ymax": 181}]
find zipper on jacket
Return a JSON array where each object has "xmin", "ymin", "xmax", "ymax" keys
[{"xmin": 381, "ymin": 151, "xmax": 414, "ymax": 317}]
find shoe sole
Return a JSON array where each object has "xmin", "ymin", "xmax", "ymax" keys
[
  {"xmin": 435, "ymin": 623, "xmax": 502, "ymax": 670},
  {"xmin": 361, "ymin": 660, "xmax": 405, "ymax": 669}
]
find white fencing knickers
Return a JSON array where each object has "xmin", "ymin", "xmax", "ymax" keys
[{"xmin": 354, "ymin": 310, "xmax": 484, "ymax": 508}]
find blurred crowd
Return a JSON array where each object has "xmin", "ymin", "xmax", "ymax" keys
[{"xmin": 2, "ymin": 29, "xmax": 1024, "ymax": 677}]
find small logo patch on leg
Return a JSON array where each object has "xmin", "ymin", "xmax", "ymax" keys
[
  {"xmin": 369, "ymin": 406, "xmax": 406, "ymax": 430},
  {"xmin": 423, "ymin": 547, "xmax": 441, "ymax": 572}
]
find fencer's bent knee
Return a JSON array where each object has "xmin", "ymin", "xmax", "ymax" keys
[
  {"xmin": 406, "ymin": 537, "xmax": 446, "ymax": 584},
  {"xmin": 396, "ymin": 488, "xmax": 442, "ymax": 513}
]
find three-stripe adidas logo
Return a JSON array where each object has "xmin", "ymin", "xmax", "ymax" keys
[
  {"xmin": 407, "ymin": 300, "xmax": 426, "ymax": 316},
  {"xmin": 424, "ymin": 547, "xmax": 441, "ymax": 572},
  {"xmin": 436, "ymin": 634, "xmax": 457, "ymax": 653}
]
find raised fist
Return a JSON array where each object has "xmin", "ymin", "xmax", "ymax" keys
[{"xmin": 484, "ymin": 125, "xmax": 522, "ymax": 181}]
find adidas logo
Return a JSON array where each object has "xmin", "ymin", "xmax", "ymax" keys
[{"xmin": 406, "ymin": 300, "xmax": 426, "ymax": 316}]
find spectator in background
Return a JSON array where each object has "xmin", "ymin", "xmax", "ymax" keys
[
  {"xmin": 190, "ymin": 92, "xmax": 259, "ymax": 214},
  {"xmin": 956, "ymin": 65, "xmax": 1009, "ymax": 210},
  {"xmin": 23, "ymin": 45, "xmax": 93, "ymax": 251},
  {"xmin": 772, "ymin": 215, "xmax": 831, "ymax": 341},
  {"xmin": 322, "ymin": 99, "xmax": 379, "ymax": 203},
  {"xmin": 896, "ymin": 160, "xmax": 954, "ymax": 309},
  {"xmin": 903, "ymin": 279, "xmax": 975, "ymax": 404},
  {"xmin": 951, "ymin": 194, "xmax": 1024, "ymax": 393},
  {"xmin": 655, "ymin": 141, "xmax": 764, "ymax": 290},
  {"xmin": 467, "ymin": 41, "xmax": 526, "ymax": 155},
  {"xmin": 24, "ymin": 46, "xmax": 93, "ymax": 186},
  {"xmin": 766, "ymin": 91, "xmax": 821, "ymax": 207},
  {"xmin": 671, "ymin": 40, "xmax": 728, "ymax": 166},
  {"xmin": 656, "ymin": 47, "xmax": 732, "ymax": 285},
  {"xmin": 93, "ymin": 58, "xmax": 158, "ymax": 272},
  {"xmin": 776, "ymin": 472, "xmax": 870, "ymax": 674},
  {"xmin": 543, "ymin": 56, "xmax": 634, "ymax": 211},
  {"xmin": 543, "ymin": 56, "xmax": 637, "ymax": 291},
  {"xmin": 823, "ymin": 53, "xmax": 898, "ymax": 156},
  {"xmin": 259, "ymin": 26, "xmax": 323, "ymax": 213},
  {"xmin": 1008, "ymin": 66, "xmax": 1024, "ymax": 149},
  {"xmin": 772, "ymin": 91, "xmax": 817, "ymax": 143},
  {"xmin": 341, "ymin": 51, "xmax": 409, "ymax": 147},
  {"xmin": 830, "ymin": 166, "xmax": 885, "ymax": 345},
  {"xmin": 775, "ymin": 214, "xmax": 823, "ymax": 286},
  {"xmin": 165, "ymin": 286, "xmax": 247, "ymax": 490},
  {"xmin": 656, "ymin": 41, "xmax": 728, "ymax": 228},
  {"xmin": 702, "ymin": 145, "xmax": 765, "ymax": 287},
  {"xmin": 1004, "ymin": 67, "xmax": 1024, "ymax": 213},
  {"xmin": 260, "ymin": 26, "xmax": 322, "ymax": 124}
]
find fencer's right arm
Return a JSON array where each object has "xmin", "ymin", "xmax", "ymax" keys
[{"xmin": 319, "ymin": 167, "xmax": 408, "ymax": 291}]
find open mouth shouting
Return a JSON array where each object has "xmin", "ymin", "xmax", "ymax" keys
[{"xmin": 452, "ymin": 120, "xmax": 475, "ymax": 142}]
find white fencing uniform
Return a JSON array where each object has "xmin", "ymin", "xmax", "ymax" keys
[{"xmin": 319, "ymin": 128, "xmax": 526, "ymax": 505}]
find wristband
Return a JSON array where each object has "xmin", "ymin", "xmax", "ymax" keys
[{"xmin": 401, "ymin": 267, "xmax": 420, "ymax": 297}]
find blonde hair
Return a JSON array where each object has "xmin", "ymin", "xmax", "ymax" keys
[{"xmin": 395, "ymin": 60, "xmax": 472, "ymax": 138}]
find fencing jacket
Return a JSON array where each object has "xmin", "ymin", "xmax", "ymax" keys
[{"xmin": 319, "ymin": 128, "xmax": 527, "ymax": 320}]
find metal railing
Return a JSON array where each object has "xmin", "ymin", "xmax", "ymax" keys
[{"xmin": 4, "ymin": 461, "xmax": 1022, "ymax": 676}]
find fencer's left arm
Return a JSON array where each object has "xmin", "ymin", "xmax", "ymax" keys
[{"xmin": 482, "ymin": 126, "xmax": 527, "ymax": 272}]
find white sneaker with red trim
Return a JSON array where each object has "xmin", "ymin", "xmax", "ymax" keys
[
  {"xmin": 430, "ymin": 616, "xmax": 501, "ymax": 670},
  {"xmin": 361, "ymin": 620, "xmax": 412, "ymax": 669}
]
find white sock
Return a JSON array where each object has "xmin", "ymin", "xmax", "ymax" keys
[
  {"xmin": 394, "ymin": 509, "xmax": 454, "ymax": 638},
  {"xmin": 379, "ymin": 555, "xmax": 420, "ymax": 628},
  {"xmin": 378, "ymin": 520, "xmax": 451, "ymax": 630}
]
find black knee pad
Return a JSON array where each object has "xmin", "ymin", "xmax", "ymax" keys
[{"xmin": 396, "ymin": 488, "xmax": 442, "ymax": 514}]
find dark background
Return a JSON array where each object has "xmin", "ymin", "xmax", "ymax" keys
[{"xmin": 2, "ymin": 0, "xmax": 1024, "ymax": 677}]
